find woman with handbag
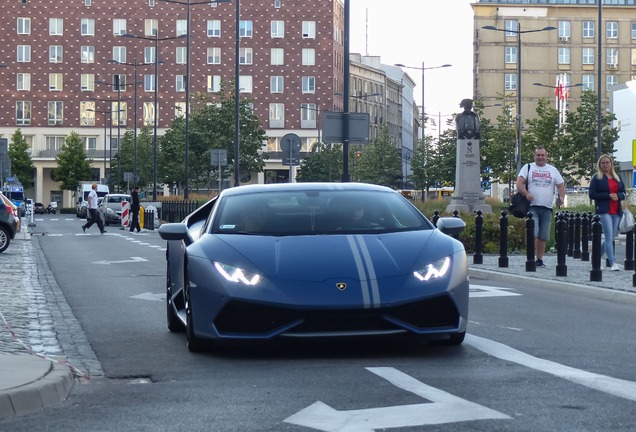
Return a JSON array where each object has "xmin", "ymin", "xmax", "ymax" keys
[{"xmin": 589, "ymin": 154, "xmax": 626, "ymax": 271}]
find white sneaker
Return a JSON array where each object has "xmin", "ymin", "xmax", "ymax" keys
[{"xmin": 611, "ymin": 263, "xmax": 621, "ymax": 271}]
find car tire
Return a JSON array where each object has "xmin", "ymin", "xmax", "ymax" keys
[
  {"xmin": 185, "ymin": 275, "xmax": 207, "ymax": 353},
  {"xmin": 166, "ymin": 262, "xmax": 185, "ymax": 333},
  {"xmin": 0, "ymin": 226, "xmax": 10, "ymax": 253}
]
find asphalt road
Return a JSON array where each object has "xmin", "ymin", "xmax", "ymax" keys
[{"xmin": 1, "ymin": 214, "xmax": 636, "ymax": 432}]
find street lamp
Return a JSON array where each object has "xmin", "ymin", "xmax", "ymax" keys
[
  {"xmin": 394, "ymin": 62, "xmax": 451, "ymax": 137},
  {"xmin": 482, "ymin": 24, "xmax": 556, "ymax": 173},
  {"xmin": 121, "ymin": 33, "xmax": 185, "ymax": 200},
  {"xmin": 533, "ymin": 82, "xmax": 583, "ymax": 128}
]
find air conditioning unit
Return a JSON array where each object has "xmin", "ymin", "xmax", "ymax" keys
[
  {"xmin": 609, "ymin": 63, "xmax": 617, "ymax": 69},
  {"xmin": 560, "ymin": 36, "xmax": 570, "ymax": 42}
]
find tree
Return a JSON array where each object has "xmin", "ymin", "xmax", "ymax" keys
[
  {"xmin": 54, "ymin": 131, "xmax": 92, "ymax": 194},
  {"xmin": 353, "ymin": 124, "xmax": 402, "ymax": 188},
  {"xmin": 110, "ymin": 125, "xmax": 154, "ymax": 192},
  {"xmin": 296, "ymin": 142, "xmax": 343, "ymax": 182},
  {"xmin": 411, "ymin": 134, "xmax": 436, "ymax": 194},
  {"xmin": 8, "ymin": 129, "xmax": 34, "ymax": 186}
]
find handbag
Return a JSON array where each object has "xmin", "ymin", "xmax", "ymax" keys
[
  {"xmin": 619, "ymin": 208, "xmax": 634, "ymax": 234},
  {"xmin": 508, "ymin": 164, "xmax": 531, "ymax": 218}
]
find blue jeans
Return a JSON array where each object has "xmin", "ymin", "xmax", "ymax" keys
[{"xmin": 599, "ymin": 212, "xmax": 620, "ymax": 266}]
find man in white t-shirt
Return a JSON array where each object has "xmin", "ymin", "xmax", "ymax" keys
[
  {"xmin": 81, "ymin": 183, "xmax": 106, "ymax": 234},
  {"xmin": 515, "ymin": 147, "xmax": 566, "ymax": 268}
]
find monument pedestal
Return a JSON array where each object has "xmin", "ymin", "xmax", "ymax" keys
[{"xmin": 446, "ymin": 138, "xmax": 492, "ymax": 214}]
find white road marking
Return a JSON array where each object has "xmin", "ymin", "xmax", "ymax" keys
[
  {"xmin": 466, "ymin": 334, "xmax": 636, "ymax": 401},
  {"xmin": 92, "ymin": 256, "xmax": 148, "ymax": 265},
  {"xmin": 470, "ymin": 284, "xmax": 521, "ymax": 298},
  {"xmin": 284, "ymin": 367, "xmax": 510, "ymax": 431},
  {"xmin": 131, "ymin": 292, "xmax": 164, "ymax": 302}
]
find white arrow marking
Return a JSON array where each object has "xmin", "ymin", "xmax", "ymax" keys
[
  {"xmin": 130, "ymin": 292, "xmax": 164, "ymax": 302},
  {"xmin": 92, "ymin": 256, "xmax": 148, "ymax": 265},
  {"xmin": 470, "ymin": 284, "xmax": 522, "ymax": 298},
  {"xmin": 284, "ymin": 367, "xmax": 509, "ymax": 431}
]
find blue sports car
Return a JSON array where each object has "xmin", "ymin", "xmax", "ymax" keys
[{"xmin": 158, "ymin": 183, "xmax": 468, "ymax": 352}]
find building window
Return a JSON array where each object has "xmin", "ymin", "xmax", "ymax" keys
[
  {"xmin": 49, "ymin": 45, "xmax": 63, "ymax": 63},
  {"xmin": 558, "ymin": 21, "xmax": 570, "ymax": 39},
  {"xmin": 176, "ymin": 75, "xmax": 186, "ymax": 92},
  {"xmin": 113, "ymin": 46, "xmax": 126, "ymax": 63},
  {"xmin": 207, "ymin": 47, "xmax": 221, "ymax": 64},
  {"xmin": 17, "ymin": 45, "xmax": 30, "ymax": 62},
  {"xmin": 176, "ymin": 19, "xmax": 187, "ymax": 36},
  {"xmin": 113, "ymin": 19, "xmax": 127, "ymax": 36},
  {"xmin": 302, "ymin": 76, "xmax": 315, "ymax": 94},
  {"xmin": 111, "ymin": 102, "xmax": 127, "ymax": 126},
  {"xmin": 81, "ymin": 18, "xmax": 95, "ymax": 36},
  {"xmin": 632, "ymin": 48, "xmax": 636, "ymax": 66},
  {"xmin": 274, "ymin": 0, "xmax": 281, "ymax": 8},
  {"xmin": 176, "ymin": 47, "xmax": 187, "ymax": 64},
  {"xmin": 48, "ymin": 101, "xmax": 63, "ymax": 125},
  {"xmin": 583, "ymin": 21, "xmax": 595, "ymax": 39},
  {"xmin": 207, "ymin": 75, "xmax": 221, "ymax": 92},
  {"xmin": 144, "ymin": 46, "xmax": 156, "ymax": 64},
  {"xmin": 270, "ymin": 76, "xmax": 284, "ymax": 93},
  {"xmin": 269, "ymin": 103, "xmax": 284, "ymax": 128},
  {"xmin": 302, "ymin": 21, "xmax": 316, "ymax": 39},
  {"xmin": 271, "ymin": 48, "xmax": 284, "ymax": 65},
  {"xmin": 302, "ymin": 48, "xmax": 315, "ymax": 66},
  {"xmin": 80, "ymin": 101, "xmax": 95, "ymax": 126},
  {"xmin": 239, "ymin": 48, "xmax": 253, "ymax": 65},
  {"xmin": 239, "ymin": 20, "xmax": 253, "ymax": 38},
  {"xmin": 607, "ymin": 48, "xmax": 619, "ymax": 66},
  {"xmin": 145, "ymin": 19, "xmax": 158, "ymax": 37},
  {"xmin": 504, "ymin": 46, "xmax": 517, "ymax": 64},
  {"xmin": 46, "ymin": 137, "xmax": 64, "ymax": 151},
  {"xmin": 16, "ymin": 101, "xmax": 31, "ymax": 126},
  {"xmin": 144, "ymin": 74, "xmax": 156, "ymax": 92},
  {"xmin": 582, "ymin": 48, "xmax": 594, "ymax": 65},
  {"xmin": 239, "ymin": 75, "xmax": 252, "ymax": 93},
  {"xmin": 143, "ymin": 102, "xmax": 155, "ymax": 126},
  {"xmin": 175, "ymin": 102, "xmax": 185, "ymax": 118},
  {"xmin": 301, "ymin": 104, "xmax": 317, "ymax": 128},
  {"xmin": 207, "ymin": 20, "xmax": 221, "ymax": 37},
  {"xmin": 85, "ymin": 0, "xmax": 92, "ymax": 6},
  {"xmin": 50, "ymin": 18, "xmax": 63, "ymax": 36},
  {"xmin": 49, "ymin": 73, "xmax": 63, "ymax": 91},
  {"xmin": 504, "ymin": 20, "xmax": 518, "ymax": 37},
  {"xmin": 582, "ymin": 74, "xmax": 594, "ymax": 91},
  {"xmin": 271, "ymin": 21, "xmax": 284, "ymax": 38},
  {"xmin": 81, "ymin": 74, "xmax": 94, "ymax": 91},
  {"xmin": 504, "ymin": 73, "xmax": 517, "ymax": 91},
  {"xmin": 17, "ymin": 73, "xmax": 30, "ymax": 91},
  {"xmin": 606, "ymin": 21, "xmax": 618, "ymax": 39},
  {"xmin": 606, "ymin": 75, "xmax": 618, "ymax": 91},
  {"xmin": 81, "ymin": 46, "xmax": 95, "ymax": 63},
  {"xmin": 81, "ymin": 136, "xmax": 97, "ymax": 150},
  {"xmin": 149, "ymin": 0, "xmax": 155, "ymax": 6},
  {"xmin": 113, "ymin": 74, "xmax": 126, "ymax": 92},
  {"xmin": 558, "ymin": 47, "xmax": 570, "ymax": 65},
  {"xmin": 17, "ymin": 17, "xmax": 31, "ymax": 35}
]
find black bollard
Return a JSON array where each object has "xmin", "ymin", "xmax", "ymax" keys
[
  {"xmin": 573, "ymin": 212, "xmax": 581, "ymax": 259},
  {"xmin": 556, "ymin": 213, "xmax": 567, "ymax": 277},
  {"xmin": 498, "ymin": 211, "xmax": 509, "ymax": 268},
  {"xmin": 567, "ymin": 211, "xmax": 574, "ymax": 257},
  {"xmin": 473, "ymin": 210, "xmax": 483, "ymax": 265},
  {"xmin": 452, "ymin": 210, "xmax": 460, "ymax": 240},
  {"xmin": 590, "ymin": 214, "xmax": 602, "ymax": 282},
  {"xmin": 525, "ymin": 211, "xmax": 536, "ymax": 272},
  {"xmin": 581, "ymin": 212, "xmax": 590, "ymax": 261},
  {"xmin": 625, "ymin": 223, "xmax": 634, "ymax": 271},
  {"xmin": 432, "ymin": 210, "xmax": 440, "ymax": 227}
]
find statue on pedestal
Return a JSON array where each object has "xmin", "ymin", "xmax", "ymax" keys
[{"xmin": 456, "ymin": 99, "xmax": 480, "ymax": 140}]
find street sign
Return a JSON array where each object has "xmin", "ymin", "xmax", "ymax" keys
[
  {"xmin": 322, "ymin": 112, "xmax": 371, "ymax": 144},
  {"xmin": 282, "ymin": 157, "xmax": 301, "ymax": 166},
  {"xmin": 211, "ymin": 149, "xmax": 228, "ymax": 166},
  {"xmin": 124, "ymin": 172, "xmax": 134, "ymax": 182},
  {"xmin": 280, "ymin": 133, "xmax": 302, "ymax": 153}
]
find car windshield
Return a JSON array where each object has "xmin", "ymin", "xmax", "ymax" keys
[
  {"xmin": 108, "ymin": 195, "xmax": 130, "ymax": 203},
  {"xmin": 211, "ymin": 190, "xmax": 431, "ymax": 235}
]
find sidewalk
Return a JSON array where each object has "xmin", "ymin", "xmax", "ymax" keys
[{"xmin": 2, "ymin": 228, "xmax": 636, "ymax": 419}]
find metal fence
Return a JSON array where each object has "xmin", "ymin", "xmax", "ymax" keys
[{"xmin": 160, "ymin": 200, "xmax": 201, "ymax": 223}]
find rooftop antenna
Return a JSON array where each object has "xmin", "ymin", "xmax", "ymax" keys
[{"xmin": 365, "ymin": 8, "xmax": 369, "ymax": 55}]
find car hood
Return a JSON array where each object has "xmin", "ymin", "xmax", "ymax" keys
[{"xmin": 195, "ymin": 230, "xmax": 460, "ymax": 282}]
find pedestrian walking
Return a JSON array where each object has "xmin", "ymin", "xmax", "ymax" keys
[
  {"xmin": 129, "ymin": 185, "xmax": 141, "ymax": 233},
  {"xmin": 515, "ymin": 146, "xmax": 566, "ymax": 268},
  {"xmin": 82, "ymin": 183, "xmax": 106, "ymax": 234},
  {"xmin": 589, "ymin": 153, "xmax": 626, "ymax": 271}
]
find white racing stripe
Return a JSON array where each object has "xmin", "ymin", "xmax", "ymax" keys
[{"xmin": 347, "ymin": 235, "xmax": 371, "ymax": 307}]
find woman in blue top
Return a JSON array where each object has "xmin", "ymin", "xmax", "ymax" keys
[{"xmin": 589, "ymin": 154, "xmax": 626, "ymax": 271}]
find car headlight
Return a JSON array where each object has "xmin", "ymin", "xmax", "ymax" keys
[
  {"xmin": 413, "ymin": 256, "xmax": 451, "ymax": 282},
  {"xmin": 106, "ymin": 208, "xmax": 115, "ymax": 215},
  {"xmin": 214, "ymin": 262, "xmax": 262, "ymax": 286}
]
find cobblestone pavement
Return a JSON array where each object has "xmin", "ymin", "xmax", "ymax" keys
[{"xmin": 0, "ymin": 233, "xmax": 103, "ymax": 379}]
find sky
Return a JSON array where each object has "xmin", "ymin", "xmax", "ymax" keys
[{"xmin": 349, "ymin": 0, "xmax": 475, "ymax": 123}]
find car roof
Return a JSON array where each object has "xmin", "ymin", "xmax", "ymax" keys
[
  {"xmin": 218, "ymin": 182, "xmax": 396, "ymax": 198},
  {"xmin": 0, "ymin": 192, "xmax": 17, "ymax": 209}
]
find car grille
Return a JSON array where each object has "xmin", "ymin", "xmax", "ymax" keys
[{"xmin": 214, "ymin": 295, "xmax": 459, "ymax": 336}]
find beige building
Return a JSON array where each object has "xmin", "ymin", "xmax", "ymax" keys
[{"xmin": 473, "ymin": 0, "xmax": 636, "ymax": 123}]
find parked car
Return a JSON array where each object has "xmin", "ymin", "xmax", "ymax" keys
[
  {"xmin": 98, "ymin": 193, "xmax": 131, "ymax": 226},
  {"xmin": 158, "ymin": 182, "xmax": 468, "ymax": 352},
  {"xmin": 0, "ymin": 192, "xmax": 19, "ymax": 253},
  {"xmin": 33, "ymin": 202, "xmax": 46, "ymax": 214}
]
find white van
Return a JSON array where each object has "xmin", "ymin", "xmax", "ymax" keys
[{"xmin": 76, "ymin": 183, "xmax": 109, "ymax": 218}]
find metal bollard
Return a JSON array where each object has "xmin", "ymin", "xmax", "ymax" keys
[
  {"xmin": 498, "ymin": 211, "xmax": 509, "ymax": 268},
  {"xmin": 556, "ymin": 213, "xmax": 567, "ymax": 277},
  {"xmin": 573, "ymin": 212, "xmax": 581, "ymax": 259},
  {"xmin": 590, "ymin": 214, "xmax": 602, "ymax": 282},
  {"xmin": 567, "ymin": 211, "xmax": 574, "ymax": 257},
  {"xmin": 525, "ymin": 211, "xmax": 536, "ymax": 272},
  {"xmin": 580, "ymin": 212, "xmax": 590, "ymax": 261},
  {"xmin": 452, "ymin": 210, "xmax": 460, "ymax": 240},
  {"xmin": 625, "ymin": 223, "xmax": 634, "ymax": 271},
  {"xmin": 432, "ymin": 210, "xmax": 440, "ymax": 227},
  {"xmin": 473, "ymin": 210, "xmax": 483, "ymax": 265}
]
